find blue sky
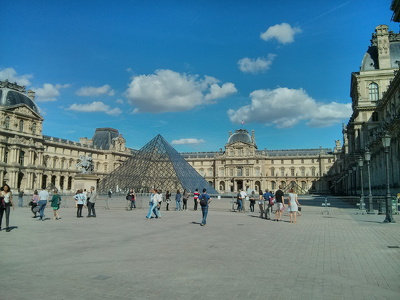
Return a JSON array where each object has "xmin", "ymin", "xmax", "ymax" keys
[{"xmin": 1, "ymin": 0, "xmax": 396, "ymax": 152}]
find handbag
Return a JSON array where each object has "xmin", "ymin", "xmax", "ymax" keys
[
  {"xmin": 298, "ymin": 206, "xmax": 302, "ymax": 212},
  {"xmin": 33, "ymin": 205, "xmax": 40, "ymax": 213}
]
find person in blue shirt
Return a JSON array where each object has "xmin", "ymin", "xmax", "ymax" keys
[
  {"xmin": 198, "ymin": 188, "xmax": 211, "ymax": 226},
  {"xmin": 263, "ymin": 189, "xmax": 274, "ymax": 220}
]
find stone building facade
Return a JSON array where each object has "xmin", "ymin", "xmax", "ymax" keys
[
  {"xmin": 182, "ymin": 129, "xmax": 335, "ymax": 194},
  {"xmin": 326, "ymin": 23, "xmax": 400, "ymax": 196},
  {"xmin": 0, "ymin": 80, "xmax": 131, "ymax": 194}
]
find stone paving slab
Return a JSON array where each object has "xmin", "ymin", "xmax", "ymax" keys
[{"xmin": 1, "ymin": 196, "xmax": 400, "ymax": 300}]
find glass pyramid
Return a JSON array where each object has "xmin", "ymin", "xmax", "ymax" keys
[{"xmin": 98, "ymin": 134, "xmax": 218, "ymax": 194}]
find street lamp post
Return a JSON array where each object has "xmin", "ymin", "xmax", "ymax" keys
[
  {"xmin": 364, "ymin": 150, "xmax": 374, "ymax": 214},
  {"xmin": 382, "ymin": 133, "xmax": 394, "ymax": 223},
  {"xmin": 358, "ymin": 157, "xmax": 364, "ymax": 211}
]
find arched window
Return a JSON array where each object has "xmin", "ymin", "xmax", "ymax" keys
[
  {"xmin": 4, "ymin": 116, "xmax": 10, "ymax": 129},
  {"xmin": 271, "ymin": 181, "xmax": 276, "ymax": 190},
  {"xmin": 32, "ymin": 122, "xmax": 37, "ymax": 134},
  {"xmin": 19, "ymin": 120, "xmax": 24, "ymax": 132},
  {"xmin": 368, "ymin": 83, "xmax": 379, "ymax": 101},
  {"xmin": 311, "ymin": 167, "xmax": 316, "ymax": 176}
]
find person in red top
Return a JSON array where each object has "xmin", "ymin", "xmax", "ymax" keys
[{"xmin": 193, "ymin": 189, "xmax": 200, "ymax": 211}]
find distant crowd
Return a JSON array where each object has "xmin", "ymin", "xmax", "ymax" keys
[{"xmin": 0, "ymin": 183, "xmax": 302, "ymax": 232}]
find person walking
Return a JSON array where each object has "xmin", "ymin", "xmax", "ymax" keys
[
  {"xmin": 105, "ymin": 189, "xmax": 112, "ymax": 210},
  {"xmin": 49, "ymin": 189, "xmax": 61, "ymax": 220},
  {"xmin": 182, "ymin": 189, "xmax": 189, "ymax": 211},
  {"xmin": 287, "ymin": 188, "xmax": 300, "ymax": 223},
  {"xmin": 274, "ymin": 186, "xmax": 285, "ymax": 222},
  {"xmin": 130, "ymin": 188, "xmax": 136, "ymax": 210},
  {"xmin": 157, "ymin": 190, "xmax": 163, "ymax": 212},
  {"xmin": 240, "ymin": 189, "xmax": 247, "ymax": 212},
  {"xmin": 0, "ymin": 184, "xmax": 14, "ymax": 232},
  {"xmin": 74, "ymin": 189, "xmax": 86, "ymax": 218},
  {"xmin": 146, "ymin": 189, "xmax": 159, "ymax": 219},
  {"xmin": 165, "ymin": 191, "xmax": 171, "ymax": 211},
  {"xmin": 193, "ymin": 189, "xmax": 200, "ymax": 211},
  {"xmin": 126, "ymin": 188, "xmax": 135, "ymax": 211},
  {"xmin": 175, "ymin": 190, "xmax": 182, "ymax": 211},
  {"xmin": 198, "ymin": 189, "xmax": 211, "ymax": 226},
  {"xmin": 87, "ymin": 186, "xmax": 98, "ymax": 217},
  {"xmin": 18, "ymin": 189, "xmax": 24, "ymax": 207},
  {"xmin": 38, "ymin": 187, "xmax": 49, "ymax": 221},
  {"xmin": 263, "ymin": 189, "xmax": 274, "ymax": 220},
  {"xmin": 258, "ymin": 189, "xmax": 264, "ymax": 218},
  {"xmin": 249, "ymin": 191, "xmax": 256, "ymax": 212},
  {"xmin": 30, "ymin": 190, "xmax": 40, "ymax": 218}
]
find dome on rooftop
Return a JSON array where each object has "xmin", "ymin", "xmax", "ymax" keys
[
  {"xmin": 0, "ymin": 81, "xmax": 39, "ymax": 113},
  {"xmin": 227, "ymin": 129, "xmax": 253, "ymax": 145}
]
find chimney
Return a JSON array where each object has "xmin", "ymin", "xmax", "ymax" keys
[
  {"xmin": 27, "ymin": 90, "xmax": 35, "ymax": 101},
  {"xmin": 375, "ymin": 25, "xmax": 391, "ymax": 69}
]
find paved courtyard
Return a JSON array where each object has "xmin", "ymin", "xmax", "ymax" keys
[{"xmin": 1, "ymin": 195, "xmax": 400, "ymax": 300}]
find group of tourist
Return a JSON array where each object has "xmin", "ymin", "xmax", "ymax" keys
[
  {"xmin": 0, "ymin": 183, "xmax": 301, "ymax": 232},
  {"xmin": 28, "ymin": 186, "xmax": 98, "ymax": 220},
  {"xmin": 234, "ymin": 186, "xmax": 301, "ymax": 223},
  {"xmin": 261, "ymin": 186, "xmax": 301, "ymax": 223},
  {"xmin": 73, "ymin": 187, "xmax": 98, "ymax": 218},
  {"xmin": 145, "ymin": 188, "xmax": 211, "ymax": 226}
]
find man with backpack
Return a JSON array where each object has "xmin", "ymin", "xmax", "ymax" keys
[
  {"xmin": 262, "ymin": 189, "xmax": 274, "ymax": 220},
  {"xmin": 198, "ymin": 188, "xmax": 211, "ymax": 226}
]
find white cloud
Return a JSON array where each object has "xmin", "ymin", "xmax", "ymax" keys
[
  {"xmin": 205, "ymin": 82, "xmax": 237, "ymax": 101},
  {"xmin": 125, "ymin": 69, "xmax": 237, "ymax": 113},
  {"xmin": 76, "ymin": 84, "xmax": 115, "ymax": 97},
  {"xmin": 66, "ymin": 101, "xmax": 122, "ymax": 116},
  {"xmin": 116, "ymin": 99, "xmax": 124, "ymax": 104},
  {"xmin": 227, "ymin": 87, "xmax": 352, "ymax": 128},
  {"xmin": 0, "ymin": 67, "xmax": 33, "ymax": 86},
  {"xmin": 171, "ymin": 138, "xmax": 205, "ymax": 145},
  {"xmin": 238, "ymin": 54, "xmax": 277, "ymax": 74},
  {"xmin": 260, "ymin": 23, "xmax": 302, "ymax": 44},
  {"xmin": 33, "ymin": 83, "xmax": 70, "ymax": 102}
]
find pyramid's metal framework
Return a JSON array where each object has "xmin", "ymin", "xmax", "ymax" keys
[{"xmin": 98, "ymin": 134, "xmax": 218, "ymax": 194}]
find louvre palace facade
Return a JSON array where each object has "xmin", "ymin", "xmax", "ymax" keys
[
  {"xmin": 0, "ymin": 79, "xmax": 132, "ymax": 194},
  {"xmin": 182, "ymin": 129, "xmax": 337, "ymax": 194},
  {"xmin": 0, "ymin": 79, "xmax": 336, "ymax": 195},
  {"xmin": 326, "ymin": 22, "xmax": 400, "ymax": 196}
]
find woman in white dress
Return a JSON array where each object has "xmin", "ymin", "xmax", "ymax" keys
[{"xmin": 287, "ymin": 188, "xmax": 300, "ymax": 223}]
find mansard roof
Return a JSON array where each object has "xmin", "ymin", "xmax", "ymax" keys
[
  {"xmin": 92, "ymin": 128, "xmax": 120, "ymax": 150},
  {"xmin": 0, "ymin": 81, "xmax": 40, "ymax": 114}
]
